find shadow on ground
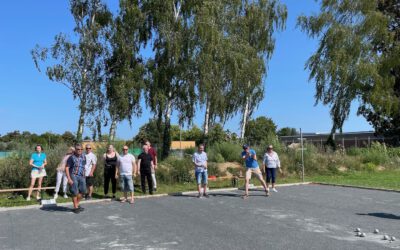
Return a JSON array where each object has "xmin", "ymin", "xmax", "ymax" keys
[
  {"xmin": 356, "ymin": 212, "xmax": 400, "ymax": 220},
  {"xmin": 40, "ymin": 205, "xmax": 72, "ymax": 212}
]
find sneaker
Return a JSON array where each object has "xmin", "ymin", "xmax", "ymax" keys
[
  {"xmin": 72, "ymin": 208, "xmax": 81, "ymax": 214},
  {"xmin": 154, "ymin": 187, "xmax": 157, "ymax": 192},
  {"xmin": 197, "ymin": 194, "xmax": 202, "ymax": 198},
  {"xmin": 203, "ymin": 193, "xmax": 210, "ymax": 198},
  {"xmin": 54, "ymin": 193, "xmax": 58, "ymax": 199},
  {"xmin": 112, "ymin": 195, "xmax": 116, "ymax": 199},
  {"xmin": 272, "ymin": 188, "xmax": 278, "ymax": 193},
  {"xmin": 85, "ymin": 195, "xmax": 91, "ymax": 200},
  {"xmin": 26, "ymin": 197, "xmax": 31, "ymax": 201},
  {"xmin": 63, "ymin": 194, "xmax": 69, "ymax": 199},
  {"xmin": 78, "ymin": 206, "xmax": 85, "ymax": 211}
]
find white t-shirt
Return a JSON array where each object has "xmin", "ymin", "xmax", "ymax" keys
[
  {"xmin": 192, "ymin": 151, "xmax": 208, "ymax": 173},
  {"xmin": 263, "ymin": 151, "xmax": 280, "ymax": 169},
  {"xmin": 118, "ymin": 153, "xmax": 136, "ymax": 176},
  {"xmin": 85, "ymin": 152, "xmax": 97, "ymax": 177}
]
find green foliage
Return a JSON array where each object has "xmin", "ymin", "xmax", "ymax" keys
[
  {"xmin": 208, "ymin": 142, "xmax": 243, "ymax": 163},
  {"xmin": 157, "ymin": 157, "xmax": 194, "ymax": 184},
  {"xmin": 298, "ymin": 0, "xmax": 400, "ymax": 135},
  {"xmin": 277, "ymin": 127, "xmax": 298, "ymax": 136},
  {"xmin": 245, "ymin": 116, "xmax": 277, "ymax": 145},
  {"xmin": 206, "ymin": 124, "xmax": 227, "ymax": 145}
]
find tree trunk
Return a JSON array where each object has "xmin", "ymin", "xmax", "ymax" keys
[
  {"xmin": 203, "ymin": 97, "xmax": 211, "ymax": 135},
  {"xmin": 240, "ymin": 95, "xmax": 250, "ymax": 140},
  {"xmin": 162, "ymin": 94, "xmax": 173, "ymax": 160},
  {"xmin": 109, "ymin": 118, "xmax": 117, "ymax": 143},
  {"xmin": 76, "ymin": 107, "xmax": 85, "ymax": 142},
  {"xmin": 96, "ymin": 118, "xmax": 102, "ymax": 142}
]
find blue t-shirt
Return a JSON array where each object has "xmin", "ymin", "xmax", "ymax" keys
[
  {"xmin": 30, "ymin": 153, "xmax": 46, "ymax": 171},
  {"xmin": 241, "ymin": 149, "xmax": 259, "ymax": 168},
  {"xmin": 67, "ymin": 154, "xmax": 87, "ymax": 177}
]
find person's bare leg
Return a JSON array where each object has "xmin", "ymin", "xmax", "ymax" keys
[
  {"xmin": 37, "ymin": 177, "xmax": 43, "ymax": 199},
  {"xmin": 88, "ymin": 185, "xmax": 93, "ymax": 197},
  {"xmin": 72, "ymin": 196, "xmax": 78, "ymax": 208},
  {"xmin": 257, "ymin": 174, "xmax": 268, "ymax": 191},
  {"xmin": 27, "ymin": 178, "xmax": 36, "ymax": 199},
  {"xmin": 197, "ymin": 184, "xmax": 201, "ymax": 196}
]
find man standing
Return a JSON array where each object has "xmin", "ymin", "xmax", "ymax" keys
[
  {"xmin": 116, "ymin": 146, "xmax": 137, "ymax": 204},
  {"xmin": 84, "ymin": 144, "xmax": 97, "ymax": 200},
  {"xmin": 138, "ymin": 144, "xmax": 154, "ymax": 195},
  {"xmin": 241, "ymin": 144, "xmax": 269, "ymax": 199},
  {"xmin": 192, "ymin": 144, "xmax": 209, "ymax": 198},
  {"xmin": 145, "ymin": 140, "xmax": 158, "ymax": 192},
  {"xmin": 66, "ymin": 144, "xmax": 87, "ymax": 214}
]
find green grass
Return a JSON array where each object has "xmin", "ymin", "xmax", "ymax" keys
[
  {"xmin": 0, "ymin": 176, "xmax": 303, "ymax": 207},
  {"xmin": 306, "ymin": 170, "xmax": 400, "ymax": 191}
]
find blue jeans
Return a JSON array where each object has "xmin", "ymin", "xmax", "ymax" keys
[
  {"xmin": 195, "ymin": 171, "xmax": 208, "ymax": 185},
  {"xmin": 120, "ymin": 175, "xmax": 134, "ymax": 192},
  {"xmin": 266, "ymin": 168, "xmax": 277, "ymax": 183},
  {"xmin": 69, "ymin": 175, "xmax": 86, "ymax": 196}
]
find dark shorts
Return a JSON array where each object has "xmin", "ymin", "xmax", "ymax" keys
[
  {"xmin": 86, "ymin": 176, "xmax": 94, "ymax": 187},
  {"xmin": 69, "ymin": 175, "xmax": 86, "ymax": 196}
]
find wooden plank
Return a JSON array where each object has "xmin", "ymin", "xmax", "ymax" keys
[{"xmin": 0, "ymin": 187, "xmax": 55, "ymax": 193}]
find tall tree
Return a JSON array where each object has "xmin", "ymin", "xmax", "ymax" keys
[
  {"xmin": 298, "ymin": 0, "xmax": 400, "ymax": 137},
  {"xmin": 143, "ymin": 0, "xmax": 197, "ymax": 159},
  {"xmin": 228, "ymin": 0, "xmax": 287, "ymax": 139},
  {"xmin": 32, "ymin": 0, "xmax": 112, "ymax": 141},
  {"xmin": 105, "ymin": 0, "xmax": 149, "ymax": 142},
  {"xmin": 244, "ymin": 116, "xmax": 277, "ymax": 145}
]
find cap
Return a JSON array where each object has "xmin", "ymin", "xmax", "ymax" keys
[{"xmin": 242, "ymin": 144, "xmax": 249, "ymax": 149}]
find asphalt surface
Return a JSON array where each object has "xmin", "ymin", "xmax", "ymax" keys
[{"xmin": 1, "ymin": 184, "xmax": 399, "ymax": 250}]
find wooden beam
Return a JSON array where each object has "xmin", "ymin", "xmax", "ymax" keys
[{"xmin": 0, "ymin": 187, "xmax": 55, "ymax": 193}]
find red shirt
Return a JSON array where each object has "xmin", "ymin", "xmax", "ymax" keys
[{"xmin": 148, "ymin": 147, "xmax": 157, "ymax": 165}]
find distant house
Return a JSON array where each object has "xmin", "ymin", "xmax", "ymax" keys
[
  {"xmin": 170, "ymin": 141, "xmax": 195, "ymax": 150},
  {"xmin": 279, "ymin": 131, "xmax": 397, "ymax": 148}
]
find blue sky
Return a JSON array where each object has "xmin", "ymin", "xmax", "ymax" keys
[{"xmin": 0, "ymin": 0, "xmax": 373, "ymax": 140}]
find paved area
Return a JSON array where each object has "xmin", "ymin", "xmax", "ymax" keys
[{"xmin": 1, "ymin": 184, "xmax": 399, "ymax": 250}]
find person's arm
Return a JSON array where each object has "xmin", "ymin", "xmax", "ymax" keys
[
  {"xmin": 132, "ymin": 159, "xmax": 137, "ymax": 177},
  {"xmin": 276, "ymin": 153, "xmax": 282, "ymax": 173},
  {"xmin": 42, "ymin": 156, "xmax": 47, "ymax": 168},
  {"xmin": 65, "ymin": 164, "xmax": 73, "ymax": 185},
  {"xmin": 262, "ymin": 154, "xmax": 267, "ymax": 173},
  {"xmin": 29, "ymin": 158, "xmax": 35, "ymax": 168},
  {"xmin": 90, "ymin": 155, "xmax": 97, "ymax": 176},
  {"xmin": 137, "ymin": 159, "xmax": 141, "ymax": 175}
]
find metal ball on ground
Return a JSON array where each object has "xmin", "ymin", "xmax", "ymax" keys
[
  {"xmin": 360, "ymin": 233, "xmax": 366, "ymax": 237},
  {"xmin": 355, "ymin": 228, "xmax": 361, "ymax": 232},
  {"xmin": 383, "ymin": 235, "xmax": 389, "ymax": 240},
  {"xmin": 373, "ymin": 229, "xmax": 379, "ymax": 234},
  {"xmin": 390, "ymin": 236, "xmax": 396, "ymax": 241}
]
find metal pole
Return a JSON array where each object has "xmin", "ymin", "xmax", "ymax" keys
[
  {"xmin": 179, "ymin": 123, "xmax": 182, "ymax": 157},
  {"xmin": 300, "ymin": 128, "xmax": 304, "ymax": 182}
]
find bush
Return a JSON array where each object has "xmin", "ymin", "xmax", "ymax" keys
[{"xmin": 208, "ymin": 142, "xmax": 242, "ymax": 162}]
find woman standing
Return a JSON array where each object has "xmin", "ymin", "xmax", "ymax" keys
[
  {"xmin": 263, "ymin": 145, "xmax": 282, "ymax": 193},
  {"xmin": 27, "ymin": 144, "xmax": 47, "ymax": 201},
  {"xmin": 103, "ymin": 145, "xmax": 118, "ymax": 199},
  {"xmin": 54, "ymin": 147, "xmax": 74, "ymax": 199}
]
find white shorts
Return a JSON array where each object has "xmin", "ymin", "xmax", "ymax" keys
[
  {"xmin": 31, "ymin": 169, "xmax": 47, "ymax": 178},
  {"xmin": 245, "ymin": 167, "xmax": 262, "ymax": 180}
]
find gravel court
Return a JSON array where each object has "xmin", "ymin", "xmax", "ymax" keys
[{"xmin": 0, "ymin": 184, "xmax": 399, "ymax": 250}]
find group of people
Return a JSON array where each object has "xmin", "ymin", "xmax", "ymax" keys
[{"xmin": 27, "ymin": 141, "xmax": 282, "ymax": 213}]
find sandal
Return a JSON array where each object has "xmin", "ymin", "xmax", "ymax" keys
[
  {"xmin": 242, "ymin": 194, "xmax": 249, "ymax": 200},
  {"xmin": 129, "ymin": 199, "xmax": 134, "ymax": 204},
  {"xmin": 120, "ymin": 197, "xmax": 127, "ymax": 203}
]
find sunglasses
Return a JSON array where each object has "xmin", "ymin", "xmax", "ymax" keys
[
  {"xmin": 86, "ymin": 148, "xmax": 91, "ymax": 150},
  {"xmin": 76, "ymin": 148, "xmax": 83, "ymax": 151},
  {"xmin": 123, "ymin": 148, "xmax": 128, "ymax": 150}
]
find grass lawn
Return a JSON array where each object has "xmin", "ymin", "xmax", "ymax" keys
[
  {"xmin": 306, "ymin": 170, "xmax": 400, "ymax": 191},
  {"xmin": 0, "ymin": 175, "xmax": 303, "ymax": 207}
]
